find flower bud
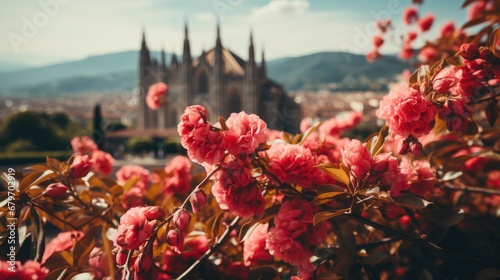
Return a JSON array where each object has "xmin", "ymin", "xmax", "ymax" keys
[
  {"xmin": 410, "ymin": 141, "xmax": 423, "ymax": 157},
  {"xmin": 189, "ymin": 190, "xmax": 207, "ymax": 214},
  {"xmin": 116, "ymin": 249, "xmax": 128, "ymax": 266},
  {"xmin": 459, "ymin": 43, "xmax": 479, "ymax": 60},
  {"xmin": 166, "ymin": 229, "xmax": 184, "ymax": 254},
  {"xmin": 70, "ymin": 155, "xmax": 93, "ymax": 178},
  {"xmin": 44, "ymin": 183, "xmax": 69, "ymax": 198},
  {"xmin": 173, "ymin": 209, "xmax": 191, "ymax": 232},
  {"xmin": 143, "ymin": 206, "xmax": 164, "ymax": 220},
  {"xmin": 397, "ymin": 139, "xmax": 410, "ymax": 155},
  {"xmin": 139, "ymin": 253, "xmax": 153, "ymax": 272}
]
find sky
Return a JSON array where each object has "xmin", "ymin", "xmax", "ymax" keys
[{"xmin": 0, "ymin": 0, "xmax": 467, "ymax": 67}]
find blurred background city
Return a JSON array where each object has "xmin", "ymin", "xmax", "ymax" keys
[{"xmin": 0, "ymin": 0, "xmax": 465, "ymax": 167}]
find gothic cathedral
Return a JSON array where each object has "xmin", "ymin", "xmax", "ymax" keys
[{"xmin": 137, "ymin": 23, "xmax": 301, "ymax": 133}]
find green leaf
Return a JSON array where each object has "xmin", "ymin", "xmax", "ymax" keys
[
  {"xmin": 29, "ymin": 207, "xmax": 45, "ymax": 263},
  {"xmin": 393, "ymin": 193, "xmax": 432, "ymax": 210},
  {"xmin": 369, "ymin": 126, "xmax": 389, "ymax": 156},
  {"xmin": 238, "ymin": 220, "xmax": 261, "ymax": 243},
  {"xmin": 440, "ymin": 171, "xmax": 463, "ymax": 181},
  {"xmin": 247, "ymin": 266, "xmax": 279, "ymax": 280},
  {"xmin": 298, "ymin": 121, "xmax": 322, "ymax": 145},
  {"xmin": 317, "ymin": 164, "xmax": 350, "ymax": 186},
  {"xmin": 313, "ymin": 209, "xmax": 347, "ymax": 226},
  {"xmin": 315, "ymin": 271, "xmax": 343, "ymax": 280},
  {"xmin": 312, "ymin": 191, "xmax": 345, "ymax": 205},
  {"xmin": 337, "ymin": 230, "xmax": 356, "ymax": 255},
  {"xmin": 73, "ymin": 225, "xmax": 102, "ymax": 268}
]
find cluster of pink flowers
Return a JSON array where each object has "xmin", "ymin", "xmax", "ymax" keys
[
  {"xmin": 71, "ymin": 135, "xmax": 98, "ymax": 155},
  {"xmin": 266, "ymin": 199, "xmax": 328, "ymax": 280},
  {"xmin": 341, "ymin": 140, "xmax": 409, "ymax": 195},
  {"xmin": 116, "ymin": 164, "xmax": 151, "ymax": 207},
  {"xmin": 146, "ymin": 82, "xmax": 168, "ymax": 110},
  {"xmin": 243, "ymin": 223, "xmax": 273, "ymax": 266},
  {"xmin": 177, "ymin": 105, "xmax": 225, "ymax": 165},
  {"xmin": 163, "ymin": 156, "xmax": 193, "ymax": 195},
  {"xmin": 113, "ymin": 206, "xmax": 164, "ymax": 250},
  {"xmin": 376, "ymin": 83, "xmax": 437, "ymax": 139},
  {"xmin": 267, "ymin": 144, "xmax": 329, "ymax": 188},
  {"xmin": 0, "ymin": 260, "xmax": 48, "ymax": 279},
  {"xmin": 400, "ymin": 158, "xmax": 436, "ymax": 198},
  {"xmin": 224, "ymin": 112, "xmax": 267, "ymax": 156},
  {"xmin": 212, "ymin": 158, "xmax": 265, "ymax": 217},
  {"xmin": 70, "ymin": 136, "xmax": 115, "ymax": 176}
]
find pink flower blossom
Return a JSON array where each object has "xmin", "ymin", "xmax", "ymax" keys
[
  {"xmin": 439, "ymin": 98, "xmax": 473, "ymax": 132},
  {"xmin": 440, "ymin": 21, "xmax": 455, "ymax": 37},
  {"xmin": 70, "ymin": 154, "xmax": 93, "ymax": 178},
  {"xmin": 419, "ymin": 46, "xmax": 439, "ymax": 63},
  {"xmin": 163, "ymin": 156, "xmax": 193, "ymax": 195},
  {"xmin": 42, "ymin": 231, "xmax": 83, "ymax": 263},
  {"xmin": 468, "ymin": 0, "xmax": 487, "ymax": 21},
  {"xmin": 266, "ymin": 199, "xmax": 326, "ymax": 280},
  {"xmin": 418, "ymin": 13, "xmax": 434, "ymax": 32},
  {"xmin": 44, "ymin": 183, "xmax": 69, "ymax": 198},
  {"xmin": 89, "ymin": 248, "xmax": 111, "ymax": 279},
  {"xmin": 0, "ymin": 261, "xmax": 48, "ymax": 280},
  {"xmin": 371, "ymin": 153, "xmax": 409, "ymax": 195},
  {"xmin": 211, "ymin": 158, "xmax": 265, "ymax": 217},
  {"xmin": 146, "ymin": 82, "xmax": 168, "ymax": 110},
  {"xmin": 407, "ymin": 31, "xmax": 418, "ymax": 42},
  {"xmin": 401, "ymin": 158, "xmax": 436, "ymax": 198},
  {"xmin": 91, "ymin": 150, "xmax": 114, "ymax": 176},
  {"xmin": 224, "ymin": 112, "xmax": 267, "ymax": 155},
  {"xmin": 173, "ymin": 209, "xmax": 191, "ymax": 232},
  {"xmin": 267, "ymin": 144, "xmax": 324, "ymax": 188},
  {"xmin": 376, "ymin": 19, "xmax": 391, "ymax": 33},
  {"xmin": 433, "ymin": 66, "xmax": 460, "ymax": 93},
  {"xmin": 114, "ymin": 206, "xmax": 164, "ymax": 250},
  {"xmin": 164, "ymin": 156, "xmax": 192, "ymax": 177},
  {"xmin": 319, "ymin": 111, "xmax": 363, "ymax": 139},
  {"xmin": 399, "ymin": 44, "xmax": 414, "ymax": 60},
  {"xmin": 373, "ymin": 35, "xmax": 384, "ymax": 48},
  {"xmin": 341, "ymin": 139, "xmax": 372, "ymax": 180},
  {"xmin": 366, "ymin": 50, "xmax": 381, "ymax": 62},
  {"xmin": 178, "ymin": 106, "xmax": 225, "ymax": 165},
  {"xmin": 376, "ymin": 83, "xmax": 437, "ymax": 138},
  {"xmin": 71, "ymin": 135, "xmax": 98, "ymax": 155},
  {"xmin": 243, "ymin": 223, "xmax": 273, "ymax": 266},
  {"xmin": 116, "ymin": 165, "xmax": 150, "ymax": 201},
  {"xmin": 402, "ymin": 7, "xmax": 419, "ymax": 25},
  {"xmin": 190, "ymin": 190, "xmax": 207, "ymax": 214}
]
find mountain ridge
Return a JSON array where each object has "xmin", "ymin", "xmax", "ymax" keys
[{"xmin": 0, "ymin": 51, "xmax": 406, "ymax": 96}]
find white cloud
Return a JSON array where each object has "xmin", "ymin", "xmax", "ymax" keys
[{"xmin": 252, "ymin": 0, "xmax": 310, "ymax": 18}]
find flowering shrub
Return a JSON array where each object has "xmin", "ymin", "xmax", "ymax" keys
[{"xmin": 1, "ymin": 1, "xmax": 500, "ymax": 279}]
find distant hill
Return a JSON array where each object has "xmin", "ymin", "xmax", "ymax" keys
[
  {"xmin": 0, "ymin": 51, "xmax": 169, "ymax": 92},
  {"xmin": 0, "ymin": 51, "xmax": 406, "ymax": 96},
  {"xmin": 267, "ymin": 52, "xmax": 406, "ymax": 91},
  {"xmin": 0, "ymin": 62, "xmax": 31, "ymax": 73}
]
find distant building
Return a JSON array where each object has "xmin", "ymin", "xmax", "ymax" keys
[{"xmin": 138, "ymin": 23, "xmax": 301, "ymax": 133}]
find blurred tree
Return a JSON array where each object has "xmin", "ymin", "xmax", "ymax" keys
[
  {"xmin": 50, "ymin": 112, "xmax": 70, "ymax": 129},
  {"xmin": 0, "ymin": 111, "xmax": 67, "ymax": 151},
  {"xmin": 92, "ymin": 104, "xmax": 105, "ymax": 150},
  {"xmin": 106, "ymin": 122, "xmax": 127, "ymax": 131}
]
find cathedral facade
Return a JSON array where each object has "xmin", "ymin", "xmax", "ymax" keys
[{"xmin": 137, "ymin": 24, "xmax": 301, "ymax": 133}]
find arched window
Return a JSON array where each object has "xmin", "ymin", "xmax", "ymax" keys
[
  {"xmin": 198, "ymin": 71, "xmax": 208, "ymax": 94},
  {"xmin": 228, "ymin": 88, "xmax": 242, "ymax": 113}
]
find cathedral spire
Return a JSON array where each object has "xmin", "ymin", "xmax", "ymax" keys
[
  {"xmin": 183, "ymin": 20, "xmax": 191, "ymax": 61},
  {"xmin": 260, "ymin": 48, "xmax": 267, "ymax": 78},
  {"xmin": 161, "ymin": 46, "xmax": 166, "ymax": 68},
  {"xmin": 171, "ymin": 50, "xmax": 178, "ymax": 66},
  {"xmin": 215, "ymin": 22, "xmax": 222, "ymax": 53},
  {"xmin": 248, "ymin": 30, "xmax": 255, "ymax": 66}
]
